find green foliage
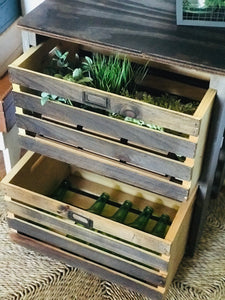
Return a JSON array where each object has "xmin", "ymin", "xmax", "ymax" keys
[
  {"xmin": 44, "ymin": 49, "xmax": 92, "ymax": 85},
  {"xmin": 205, "ymin": 0, "xmax": 225, "ymax": 7},
  {"xmin": 82, "ymin": 53, "xmax": 147, "ymax": 95},
  {"xmin": 110, "ymin": 113, "xmax": 164, "ymax": 131},
  {"xmin": 138, "ymin": 92, "xmax": 198, "ymax": 115},
  {"xmin": 43, "ymin": 47, "xmax": 197, "ymax": 115},
  {"xmin": 183, "ymin": 0, "xmax": 191, "ymax": 10},
  {"xmin": 121, "ymin": 89, "xmax": 198, "ymax": 115},
  {"xmin": 41, "ymin": 92, "xmax": 73, "ymax": 106}
]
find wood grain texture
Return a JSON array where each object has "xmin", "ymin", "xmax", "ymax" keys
[
  {"xmin": 2, "ymin": 181, "xmax": 171, "ymax": 255},
  {"xmin": 13, "ymin": 90, "xmax": 197, "ymax": 158},
  {"xmin": 16, "ymin": 112, "xmax": 193, "ymax": 181},
  {"xmin": 8, "ymin": 216, "xmax": 164, "ymax": 286},
  {"xmin": 17, "ymin": 134, "xmax": 189, "ymax": 201},
  {"xmin": 10, "ymin": 232, "xmax": 165, "ymax": 300},
  {"xmin": 17, "ymin": 0, "xmax": 225, "ymax": 75},
  {"xmin": 7, "ymin": 199, "xmax": 169, "ymax": 276},
  {"xmin": 9, "ymin": 65, "xmax": 201, "ymax": 136}
]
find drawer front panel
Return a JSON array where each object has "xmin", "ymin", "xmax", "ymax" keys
[
  {"xmin": 8, "ymin": 222, "xmax": 165, "ymax": 300},
  {"xmin": 14, "ymin": 91, "xmax": 197, "ymax": 158},
  {"xmin": 9, "ymin": 63, "xmax": 200, "ymax": 136}
]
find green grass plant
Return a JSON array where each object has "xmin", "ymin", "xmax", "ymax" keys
[{"xmin": 82, "ymin": 53, "xmax": 147, "ymax": 95}]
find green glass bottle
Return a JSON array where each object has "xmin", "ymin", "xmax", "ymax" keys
[
  {"xmin": 110, "ymin": 200, "xmax": 132, "ymax": 223},
  {"xmin": 128, "ymin": 206, "xmax": 153, "ymax": 231},
  {"xmin": 50, "ymin": 179, "xmax": 71, "ymax": 201},
  {"xmin": 87, "ymin": 192, "xmax": 109, "ymax": 215},
  {"xmin": 151, "ymin": 214, "xmax": 170, "ymax": 238}
]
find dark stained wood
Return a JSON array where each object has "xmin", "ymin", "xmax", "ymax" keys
[
  {"xmin": 18, "ymin": 134, "xmax": 189, "ymax": 201},
  {"xmin": 14, "ymin": 91, "xmax": 197, "ymax": 158},
  {"xmin": 18, "ymin": 0, "xmax": 225, "ymax": 75},
  {"xmin": 10, "ymin": 232, "xmax": 164, "ymax": 300}
]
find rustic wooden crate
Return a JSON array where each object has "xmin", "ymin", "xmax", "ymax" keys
[
  {"xmin": 8, "ymin": 38, "xmax": 216, "ymax": 202},
  {"xmin": 1, "ymin": 151, "xmax": 196, "ymax": 300}
]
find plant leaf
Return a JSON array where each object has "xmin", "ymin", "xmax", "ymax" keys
[
  {"xmin": 51, "ymin": 94, "xmax": 58, "ymax": 100},
  {"xmin": 54, "ymin": 49, "xmax": 63, "ymax": 58},
  {"xmin": 85, "ymin": 56, "xmax": 93, "ymax": 65},
  {"xmin": 41, "ymin": 96, "xmax": 49, "ymax": 106},
  {"xmin": 77, "ymin": 77, "xmax": 93, "ymax": 84},
  {"xmin": 73, "ymin": 68, "xmax": 82, "ymax": 79}
]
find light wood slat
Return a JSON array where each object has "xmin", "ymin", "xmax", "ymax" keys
[
  {"xmin": 69, "ymin": 167, "xmax": 181, "ymax": 210},
  {"xmin": 165, "ymin": 188, "xmax": 196, "ymax": 290},
  {"xmin": 7, "ymin": 199, "xmax": 169, "ymax": 274},
  {"xmin": 7, "ymin": 217, "xmax": 165, "ymax": 286},
  {"xmin": 13, "ymin": 90, "xmax": 197, "ymax": 158},
  {"xmin": 16, "ymin": 112, "xmax": 193, "ymax": 180},
  {"xmin": 10, "ymin": 232, "xmax": 165, "ymax": 300},
  {"xmin": 9, "ymin": 66, "xmax": 201, "ymax": 136},
  {"xmin": 17, "ymin": 134, "xmax": 189, "ymax": 201},
  {"xmin": 189, "ymin": 88, "xmax": 216, "ymax": 193},
  {"xmin": 67, "ymin": 175, "xmax": 178, "ymax": 219},
  {"xmin": 2, "ymin": 182, "xmax": 171, "ymax": 254}
]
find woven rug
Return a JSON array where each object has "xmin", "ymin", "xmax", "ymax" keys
[{"xmin": 0, "ymin": 187, "xmax": 225, "ymax": 300}]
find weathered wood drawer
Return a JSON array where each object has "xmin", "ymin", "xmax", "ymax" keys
[
  {"xmin": 1, "ymin": 151, "xmax": 196, "ymax": 300},
  {"xmin": 8, "ymin": 38, "xmax": 216, "ymax": 202}
]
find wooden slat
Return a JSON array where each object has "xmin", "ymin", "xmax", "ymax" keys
[
  {"xmin": 189, "ymin": 88, "xmax": 216, "ymax": 193},
  {"xmin": 69, "ymin": 167, "xmax": 181, "ymax": 210},
  {"xmin": 68, "ymin": 174, "xmax": 178, "ymax": 219},
  {"xmin": 165, "ymin": 188, "xmax": 196, "ymax": 289},
  {"xmin": 13, "ymin": 90, "xmax": 197, "ymax": 158},
  {"xmin": 16, "ymin": 112, "xmax": 193, "ymax": 180},
  {"xmin": 10, "ymin": 232, "xmax": 165, "ymax": 300},
  {"xmin": 2, "ymin": 182, "xmax": 171, "ymax": 254},
  {"xmin": 7, "ymin": 199, "xmax": 169, "ymax": 274},
  {"xmin": 17, "ymin": 134, "xmax": 189, "ymax": 201},
  {"xmin": 7, "ymin": 216, "xmax": 166, "ymax": 285},
  {"xmin": 8, "ymin": 68, "xmax": 201, "ymax": 136}
]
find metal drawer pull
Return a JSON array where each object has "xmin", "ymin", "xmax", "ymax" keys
[
  {"xmin": 68, "ymin": 210, "xmax": 93, "ymax": 229},
  {"xmin": 83, "ymin": 92, "xmax": 109, "ymax": 108}
]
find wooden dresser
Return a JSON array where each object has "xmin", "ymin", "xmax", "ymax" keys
[{"xmin": 1, "ymin": 1, "xmax": 225, "ymax": 299}]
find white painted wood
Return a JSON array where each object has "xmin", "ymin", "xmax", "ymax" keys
[
  {"xmin": 0, "ymin": 125, "xmax": 20, "ymax": 173},
  {"xmin": 20, "ymin": 0, "xmax": 46, "ymax": 15}
]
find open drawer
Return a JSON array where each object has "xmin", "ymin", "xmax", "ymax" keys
[
  {"xmin": 1, "ymin": 151, "xmax": 196, "ymax": 300},
  {"xmin": 8, "ymin": 38, "xmax": 216, "ymax": 202}
]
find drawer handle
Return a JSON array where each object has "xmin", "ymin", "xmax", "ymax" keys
[
  {"xmin": 68, "ymin": 210, "xmax": 93, "ymax": 229},
  {"xmin": 83, "ymin": 92, "xmax": 109, "ymax": 109}
]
